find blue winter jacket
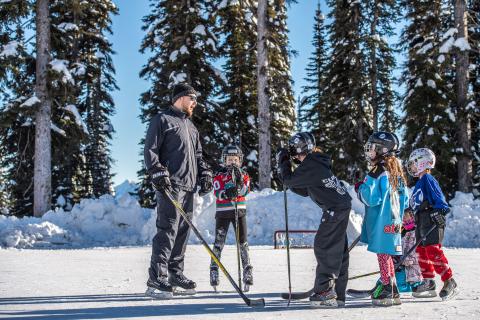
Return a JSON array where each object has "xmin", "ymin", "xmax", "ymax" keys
[{"xmin": 358, "ymin": 165, "xmax": 409, "ymax": 255}]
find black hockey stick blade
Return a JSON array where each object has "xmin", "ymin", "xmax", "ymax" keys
[
  {"xmin": 346, "ymin": 288, "xmax": 375, "ymax": 298},
  {"xmin": 281, "ymin": 288, "xmax": 314, "ymax": 300},
  {"xmin": 248, "ymin": 297, "xmax": 266, "ymax": 307}
]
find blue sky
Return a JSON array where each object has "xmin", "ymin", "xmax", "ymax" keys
[{"xmin": 109, "ymin": 0, "xmax": 321, "ymax": 185}]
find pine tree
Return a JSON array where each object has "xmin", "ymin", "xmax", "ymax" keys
[
  {"xmin": 137, "ymin": 0, "xmax": 223, "ymax": 207},
  {"xmin": 470, "ymin": 0, "xmax": 480, "ymax": 196},
  {"xmin": 321, "ymin": 0, "xmax": 371, "ymax": 182},
  {"xmin": 74, "ymin": 0, "xmax": 118, "ymax": 198},
  {"xmin": 363, "ymin": 0, "xmax": 400, "ymax": 132},
  {"xmin": 0, "ymin": 0, "xmax": 37, "ymax": 217},
  {"xmin": 268, "ymin": 0, "xmax": 296, "ymax": 188},
  {"xmin": 400, "ymin": 0, "xmax": 457, "ymax": 196},
  {"xmin": 40, "ymin": 0, "xmax": 118, "ymax": 209},
  {"xmin": 1, "ymin": 1, "xmax": 118, "ymax": 215},
  {"xmin": 216, "ymin": 0, "xmax": 259, "ymax": 183},
  {"xmin": 298, "ymin": 2, "xmax": 328, "ymax": 146}
]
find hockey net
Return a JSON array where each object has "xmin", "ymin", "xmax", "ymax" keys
[{"xmin": 274, "ymin": 230, "xmax": 316, "ymax": 249}]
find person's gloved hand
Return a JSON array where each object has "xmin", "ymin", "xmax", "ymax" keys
[
  {"xmin": 224, "ymin": 185, "xmax": 239, "ymax": 200},
  {"xmin": 199, "ymin": 171, "xmax": 213, "ymax": 196},
  {"xmin": 150, "ymin": 168, "xmax": 172, "ymax": 193},
  {"xmin": 276, "ymin": 148, "xmax": 290, "ymax": 167},
  {"xmin": 430, "ymin": 210, "xmax": 446, "ymax": 227},
  {"xmin": 354, "ymin": 180, "xmax": 365, "ymax": 193}
]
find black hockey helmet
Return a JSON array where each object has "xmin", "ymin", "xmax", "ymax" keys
[
  {"xmin": 221, "ymin": 144, "xmax": 243, "ymax": 164},
  {"xmin": 288, "ymin": 132, "xmax": 316, "ymax": 156},
  {"xmin": 364, "ymin": 131, "xmax": 399, "ymax": 163}
]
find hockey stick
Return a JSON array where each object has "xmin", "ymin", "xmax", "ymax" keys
[
  {"xmin": 283, "ymin": 183, "xmax": 293, "ymax": 306},
  {"xmin": 280, "ymin": 234, "xmax": 362, "ymax": 300},
  {"xmin": 234, "ymin": 202, "xmax": 242, "ymax": 291},
  {"xmin": 348, "ymin": 224, "xmax": 437, "ymax": 281},
  {"xmin": 163, "ymin": 189, "xmax": 265, "ymax": 307},
  {"xmin": 231, "ymin": 167, "xmax": 243, "ymax": 292}
]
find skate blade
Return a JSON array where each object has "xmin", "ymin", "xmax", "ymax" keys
[
  {"xmin": 372, "ymin": 298, "xmax": 395, "ymax": 307},
  {"xmin": 243, "ymin": 284, "xmax": 250, "ymax": 292},
  {"xmin": 145, "ymin": 287, "xmax": 173, "ymax": 299},
  {"xmin": 310, "ymin": 299, "xmax": 338, "ymax": 308},
  {"xmin": 172, "ymin": 287, "xmax": 196, "ymax": 296},
  {"xmin": 441, "ymin": 288, "xmax": 460, "ymax": 301},
  {"xmin": 412, "ymin": 290, "xmax": 437, "ymax": 298},
  {"xmin": 212, "ymin": 286, "xmax": 218, "ymax": 293}
]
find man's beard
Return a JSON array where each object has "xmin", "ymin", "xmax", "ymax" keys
[{"xmin": 182, "ymin": 104, "xmax": 193, "ymax": 117}]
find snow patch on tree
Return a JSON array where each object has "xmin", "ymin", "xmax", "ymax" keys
[
  {"xmin": 65, "ymin": 105, "xmax": 89, "ymax": 135},
  {"xmin": 51, "ymin": 122, "xmax": 66, "ymax": 137},
  {"xmin": 0, "ymin": 40, "xmax": 19, "ymax": 58},
  {"xmin": 453, "ymin": 37, "xmax": 471, "ymax": 51},
  {"xmin": 192, "ymin": 24, "xmax": 206, "ymax": 36},
  {"xmin": 50, "ymin": 59, "xmax": 74, "ymax": 84},
  {"xmin": 57, "ymin": 22, "xmax": 79, "ymax": 32},
  {"xmin": 20, "ymin": 96, "xmax": 41, "ymax": 108}
]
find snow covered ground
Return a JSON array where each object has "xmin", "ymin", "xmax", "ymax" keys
[{"xmin": 1, "ymin": 245, "xmax": 479, "ymax": 320}]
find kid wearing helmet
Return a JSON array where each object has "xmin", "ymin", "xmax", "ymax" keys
[
  {"xmin": 407, "ymin": 148, "xmax": 459, "ymax": 301},
  {"xmin": 355, "ymin": 131, "xmax": 409, "ymax": 306},
  {"xmin": 276, "ymin": 132, "xmax": 352, "ymax": 308},
  {"xmin": 209, "ymin": 144, "xmax": 252, "ymax": 291}
]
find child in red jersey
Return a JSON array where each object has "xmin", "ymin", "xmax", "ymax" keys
[{"xmin": 209, "ymin": 145, "xmax": 251, "ymax": 290}]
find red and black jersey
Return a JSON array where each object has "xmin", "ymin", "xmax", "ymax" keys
[{"xmin": 213, "ymin": 166, "xmax": 250, "ymax": 212}]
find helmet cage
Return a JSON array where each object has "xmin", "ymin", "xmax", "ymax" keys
[{"xmin": 222, "ymin": 145, "xmax": 243, "ymax": 165}]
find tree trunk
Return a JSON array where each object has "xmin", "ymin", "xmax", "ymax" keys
[
  {"xmin": 257, "ymin": 0, "xmax": 271, "ymax": 189},
  {"xmin": 454, "ymin": 0, "xmax": 472, "ymax": 192},
  {"xmin": 33, "ymin": 0, "xmax": 52, "ymax": 217},
  {"xmin": 370, "ymin": 0, "xmax": 379, "ymax": 132}
]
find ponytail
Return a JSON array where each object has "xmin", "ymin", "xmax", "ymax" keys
[{"xmin": 383, "ymin": 155, "xmax": 407, "ymax": 192}]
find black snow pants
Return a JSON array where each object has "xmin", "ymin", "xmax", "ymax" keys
[
  {"xmin": 313, "ymin": 207, "xmax": 351, "ymax": 301},
  {"xmin": 149, "ymin": 188, "xmax": 194, "ymax": 280}
]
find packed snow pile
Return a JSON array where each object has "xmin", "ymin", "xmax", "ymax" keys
[
  {"xmin": 1, "ymin": 185, "xmax": 479, "ymax": 249},
  {"xmin": 443, "ymin": 192, "xmax": 480, "ymax": 248}
]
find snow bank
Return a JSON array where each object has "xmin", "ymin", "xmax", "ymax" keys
[
  {"xmin": 1, "ymin": 186, "xmax": 479, "ymax": 249},
  {"xmin": 444, "ymin": 192, "xmax": 480, "ymax": 248}
]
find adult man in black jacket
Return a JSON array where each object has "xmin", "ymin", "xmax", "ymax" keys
[
  {"xmin": 277, "ymin": 132, "xmax": 352, "ymax": 308},
  {"xmin": 144, "ymin": 83, "xmax": 213, "ymax": 298}
]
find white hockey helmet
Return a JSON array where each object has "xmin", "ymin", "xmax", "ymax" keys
[{"xmin": 407, "ymin": 148, "xmax": 436, "ymax": 177}]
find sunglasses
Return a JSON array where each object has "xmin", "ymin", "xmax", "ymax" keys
[{"xmin": 187, "ymin": 95, "xmax": 197, "ymax": 102}]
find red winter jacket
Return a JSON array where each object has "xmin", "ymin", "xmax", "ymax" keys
[{"xmin": 213, "ymin": 167, "xmax": 250, "ymax": 214}]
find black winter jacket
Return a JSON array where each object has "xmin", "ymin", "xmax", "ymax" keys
[
  {"xmin": 279, "ymin": 152, "xmax": 352, "ymax": 212},
  {"xmin": 144, "ymin": 106, "xmax": 210, "ymax": 192}
]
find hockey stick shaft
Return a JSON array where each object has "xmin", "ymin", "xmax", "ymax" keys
[
  {"xmin": 163, "ymin": 190, "xmax": 265, "ymax": 307},
  {"xmin": 283, "ymin": 185, "xmax": 292, "ymax": 306}
]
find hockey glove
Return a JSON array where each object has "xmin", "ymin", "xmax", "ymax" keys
[
  {"xmin": 224, "ymin": 185, "xmax": 239, "ymax": 200},
  {"xmin": 150, "ymin": 168, "xmax": 172, "ymax": 193},
  {"xmin": 199, "ymin": 171, "xmax": 213, "ymax": 196},
  {"xmin": 230, "ymin": 166, "xmax": 243, "ymax": 188},
  {"xmin": 276, "ymin": 148, "xmax": 290, "ymax": 167},
  {"xmin": 430, "ymin": 210, "xmax": 446, "ymax": 228},
  {"xmin": 354, "ymin": 180, "xmax": 365, "ymax": 193}
]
